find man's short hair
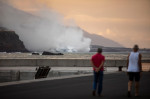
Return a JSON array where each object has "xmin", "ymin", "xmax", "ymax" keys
[
  {"xmin": 133, "ymin": 44, "xmax": 139, "ymax": 50},
  {"xmin": 97, "ymin": 48, "xmax": 102, "ymax": 53}
]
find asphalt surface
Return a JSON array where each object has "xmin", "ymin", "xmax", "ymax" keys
[{"xmin": 0, "ymin": 72, "xmax": 150, "ymax": 99}]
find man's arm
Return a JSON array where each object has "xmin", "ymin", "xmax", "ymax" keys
[
  {"xmin": 127, "ymin": 53, "xmax": 130, "ymax": 69},
  {"xmin": 98, "ymin": 61, "xmax": 104, "ymax": 70},
  {"xmin": 139, "ymin": 53, "xmax": 142, "ymax": 72},
  {"xmin": 90, "ymin": 60, "xmax": 97, "ymax": 69}
]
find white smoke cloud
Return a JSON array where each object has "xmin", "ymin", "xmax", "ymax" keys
[{"xmin": 0, "ymin": 0, "xmax": 91, "ymax": 52}]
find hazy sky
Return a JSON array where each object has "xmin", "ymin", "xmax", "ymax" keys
[{"xmin": 4, "ymin": 0, "xmax": 150, "ymax": 48}]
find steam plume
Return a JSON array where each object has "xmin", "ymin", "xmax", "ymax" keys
[{"xmin": 0, "ymin": 0, "xmax": 91, "ymax": 52}]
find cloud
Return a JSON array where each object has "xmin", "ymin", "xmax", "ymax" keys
[
  {"xmin": 46, "ymin": 0, "xmax": 150, "ymax": 48},
  {"xmin": 65, "ymin": 14, "xmax": 150, "ymax": 48}
]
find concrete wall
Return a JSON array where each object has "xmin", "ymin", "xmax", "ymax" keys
[
  {"xmin": 0, "ymin": 59, "xmax": 149, "ymax": 67},
  {"xmin": 0, "ymin": 58, "xmax": 149, "ymax": 83},
  {"xmin": 0, "ymin": 70, "xmax": 20, "ymax": 82}
]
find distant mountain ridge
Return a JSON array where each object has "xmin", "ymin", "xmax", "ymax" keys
[{"xmin": 83, "ymin": 30, "xmax": 123, "ymax": 47}]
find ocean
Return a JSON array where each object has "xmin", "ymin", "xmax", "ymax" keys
[{"xmin": 0, "ymin": 52, "xmax": 150, "ymax": 60}]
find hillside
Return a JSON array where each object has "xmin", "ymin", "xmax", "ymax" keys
[
  {"xmin": 0, "ymin": 30, "xmax": 28, "ymax": 52},
  {"xmin": 83, "ymin": 30, "xmax": 123, "ymax": 47}
]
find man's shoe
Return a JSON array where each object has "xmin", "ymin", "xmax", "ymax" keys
[
  {"xmin": 92, "ymin": 91, "xmax": 96, "ymax": 96},
  {"xmin": 128, "ymin": 91, "xmax": 131, "ymax": 97},
  {"xmin": 98, "ymin": 94, "xmax": 103, "ymax": 97},
  {"xmin": 135, "ymin": 93, "xmax": 140, "ymax": 97}
]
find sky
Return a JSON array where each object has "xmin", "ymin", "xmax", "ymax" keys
[{"xmin": 3, "ymin": 0, "xmax": 150, "ymax": 48}]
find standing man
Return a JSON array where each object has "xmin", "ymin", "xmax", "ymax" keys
[
  {"xmin": 127, "ymin": 45, "xmax": 142, "ymax": 97},
  {"xmin": 91, "ymin": 48, "xmax": 105, "ymax": 96}
]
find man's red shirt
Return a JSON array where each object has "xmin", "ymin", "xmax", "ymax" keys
[{"xmin": 91, "ymin": 53, "xmax": 105, "ymax": 71}]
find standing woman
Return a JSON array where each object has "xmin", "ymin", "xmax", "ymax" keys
[{"xmin": 127, "ymin": 45, "xmax": 142, "ymax": 97}]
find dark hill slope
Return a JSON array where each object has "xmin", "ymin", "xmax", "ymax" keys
[{"xmin": 0, "ymin": 31, "xmax": 28, "ymax": 52}]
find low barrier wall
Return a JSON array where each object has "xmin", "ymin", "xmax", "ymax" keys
[{"xmin": 0, "ymin": 59, "xmax": 149, "ymax": 67}]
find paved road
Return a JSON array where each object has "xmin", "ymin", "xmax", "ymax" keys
[{"xmin": 0, "ymin": 72, "xmax": 150, "ymax": 99}]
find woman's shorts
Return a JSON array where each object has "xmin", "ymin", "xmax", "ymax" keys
[{"xmin": 128, "ymin": 72, "xmax": 140, "ymax": 82}]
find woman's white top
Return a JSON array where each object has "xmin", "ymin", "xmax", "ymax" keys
[{"xmin": 127, "ymin": 52, "xmax": 140, "ymax": 72}]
